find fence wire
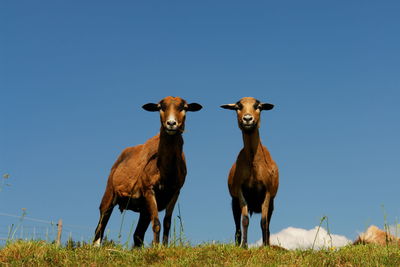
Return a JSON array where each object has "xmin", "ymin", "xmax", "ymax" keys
[{"xmin": 0, "ymin": 212, "xmax": 95, "ymax": 244}]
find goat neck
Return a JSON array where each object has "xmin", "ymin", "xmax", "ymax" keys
[
  {"xmin": 157, "ymin": 127, "xmax": 184, "ymax": 166},
  {"xmin": 241, "ymin": 128, "xmax": 261, "ymax": 161}
]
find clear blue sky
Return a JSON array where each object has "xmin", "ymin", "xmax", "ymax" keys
[{"xmin": 1, "ymin": 1, "xmax": 399, "ymax": 245}]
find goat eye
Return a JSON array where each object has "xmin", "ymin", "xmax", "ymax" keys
[{"xmin": 178, "ymin": 103, "xmax": 186, "ymax": 111}]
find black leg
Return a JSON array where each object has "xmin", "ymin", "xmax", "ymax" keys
[
  {"xmin": 133, "ymin": 211, "xmax": 151, "ymax": 247},
  {"xmin": 232, "ymin": 197, "xmax": 242, "ymax": 246},
  {"xmin": 266, "ymin": 198, "xmax": 274, "ymax": 245},
  {"xmin": 163, "ymin": 192, "xmax": 179, "ymax": 246}
]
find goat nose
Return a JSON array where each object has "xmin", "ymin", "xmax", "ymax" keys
[
  {"xmin": 243, "ymin": 114, "xmax": 253, "ymax": 122},
  {"xmin": 167, "ymin": 120, "xmax": 177, "ymax": 126}
]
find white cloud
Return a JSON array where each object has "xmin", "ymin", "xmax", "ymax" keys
[{"xmin": 251, "ymin": 226, "xmax": 351, "ymax": 250}]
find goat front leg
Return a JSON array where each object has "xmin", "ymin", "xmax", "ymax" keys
[
  {"xmin": 162, "ymin": 191, "xmax": 180, "ymax": 246},
  {"xmin": 239, "ymin": 191, "xmax": 249, "ymax": 248},
  {"xmin": 232, "ymin": 197, "xmax": 242, "ymax": 246},
  {"xmin": 261, "ymin": 192, "xmax": 273, "ymax": 246},
  {"xmin": 144, "ymin": 190, "xmax": 161, "ymax": 245}
]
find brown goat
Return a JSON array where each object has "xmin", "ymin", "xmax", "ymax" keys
[
  {"xmin": 221, "ymin": 97, "xmax": 279, "ymax": 248},
  {"xmin": 93, "ymin": 96, "xmax": 202, "ymax": 247},
  {"xmin": 353, "ymin": 225, "xmax": 400, "ymax": 246}
]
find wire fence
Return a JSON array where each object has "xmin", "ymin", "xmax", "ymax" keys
[
  {"xmin": 0, "ymin": 212, "xmax": 96, "ymax": 245},
  {"xmin": 0, "ymin": 174, "xmax": 143, "ymax": 246},
  {"xmin": 0, "ymin": 209, "xmax": 186, "ymax": 247}
]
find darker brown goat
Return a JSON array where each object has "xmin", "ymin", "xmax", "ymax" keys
[
  {"xmin": 221, "ymin": 97, "xmax": 279, "ymax": 248},
  {"xmin": 93, "ymin": 96, "xmax": 202, "ymax": 247}
]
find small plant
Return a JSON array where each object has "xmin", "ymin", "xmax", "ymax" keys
[
  {"xmin": 101, "ymin": 236, "xmax": 117, "ymax": 247},
  {"xmin": 7, "ymin": 208, "xmax": 27, "ymax": 243},
  {"xmin": 123, "ymin": 219, "xmax": 136, "ymax": 249},
  {"xmin": 66, "ymin": 237, "xmax": 77, "ymax": 249},
  {"xmin": 382, "ymin": 204, "xmax": 390, "ymax": 237},
  {"xmin": 171, "ymin": 203, "xmax": 187, "ymax": 247},
  {"xmin": 176, "ymin": 203, "xmax": 186, "ymax": 246},
  {"xmin": 312, "ymin": 215, "xmax": 333, "ymax": 250},
  {"xmin": 117, "ymin": 209, "xmax": 127, "ymax": 244},
  {"xmin": 0, "ymin": 173, "xmax": 11, "ymax": 192}
]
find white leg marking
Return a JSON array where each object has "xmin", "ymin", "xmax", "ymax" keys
[{"xmin": 93, "ymin": 238, "xmax": 101, "ymax": 247}]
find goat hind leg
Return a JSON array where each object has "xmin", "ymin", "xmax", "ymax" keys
[
  {"xmin": 266, "ymin": 198, "xmax": 274, "ymax": 245},
  {"xmin": 144, "ymin": 190, "xmax": 161, "ymax": 246},
  {"xmin": 133, "ymin": 211, "xmax": 151, "ymax": 247},
  {"xmin": 93, "ymin": 189, "xmax": 115, "ymax": 246}
]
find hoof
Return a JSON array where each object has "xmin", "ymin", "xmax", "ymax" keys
[{"xmin": 93, "ymin": 239, "xmax": 101, "ymax": 247}]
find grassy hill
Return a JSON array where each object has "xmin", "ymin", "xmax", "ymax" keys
[{"xmin": 1, "ymin": 241, "xmax": 400, "ymax": 266}]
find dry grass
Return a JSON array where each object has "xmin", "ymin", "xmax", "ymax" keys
[{"xmin": 1, "ymin": 241, "xmax": 400, "ymax": 266}]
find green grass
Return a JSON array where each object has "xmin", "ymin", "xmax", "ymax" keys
[{"xmin": 1, "ymin": 241, "xmax": 400, "ymax": 266}]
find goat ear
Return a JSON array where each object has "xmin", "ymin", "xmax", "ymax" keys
[
  {"xmin": 220, "ymin": 104, "xmax": 237, "ymax": 110},
  {"xmin": 260, "ymin": 103, "xmax": 274, "ymax": 111},
  {"xmin": 142, "ymin": 103, "xmax": 160, "ymax": 112},
  {"xmin": 186, "ymin": 103, "xmax": 202, "ymax": 112}
]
